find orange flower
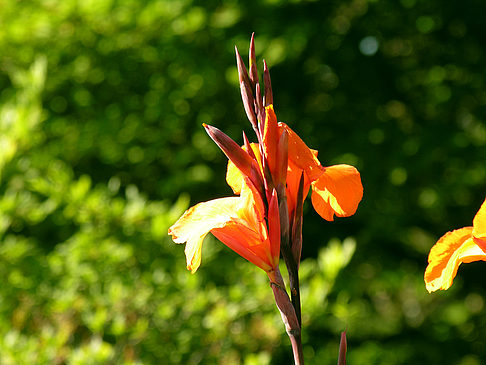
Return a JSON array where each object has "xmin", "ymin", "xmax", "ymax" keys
[
  {"xmin": 168, "ymin": 178, "xmax": 281, "ymax": 274},
  {"xmin": 227, "ymin": 105, "xmax": 363, "ymax": 222},
  {"xmin": 424, "ymin": 198, "xmax": 486, "ymax": 293}
]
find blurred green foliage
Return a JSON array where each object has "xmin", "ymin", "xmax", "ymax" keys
[{"xmin": 1, "ymin": 0, "xmax": 486, "ymax": 364}]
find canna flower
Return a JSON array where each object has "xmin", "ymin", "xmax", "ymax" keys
[
  {"xmin": 168, "ymin": 175, "xmax": 281, "ymax": 274},
  {"xmin": 424, "ymin": 198, "xmax": 486, "ymax": 292},
  {"xmin": 227, "ymin": 105, "xmax": 363, "ymax": 223},
  {"xmin": 169, "ymin": 33, "xmax": 362, "ymax": 364}
]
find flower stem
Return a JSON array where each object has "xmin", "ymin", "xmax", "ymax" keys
[{"xmin": 268, "ymin": 268, "xmax": 304, "ymax": 365}]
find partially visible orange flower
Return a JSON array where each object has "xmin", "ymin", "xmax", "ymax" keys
[
  {"xmin": 227, "ymin": 105, "xmax": 363, "ymax": 222},
  {"xmin": 424, "ymin": 198, "xmax": 486, "ymax": 293},
  {"xmin": 168, "ymin": 178, "xmax": 281, "ymax": 274}
]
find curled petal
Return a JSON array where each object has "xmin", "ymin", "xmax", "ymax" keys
[
  {"xmin": 424, "ymin": 227, "xmax": 486, "ymax": 292},
  {"xmin": 168, "ymin": 197, "xmax": 240, "ymax": 273},
  {"xmin": 280, "ymin": 122, "xmax": 325, "ymax": 182},
  {"xmin": 472, "ymin": 198, "xmax": 486, "ymax": 251},
  {"xmin": 310, "ymin": 164, "xmax": 363, "ymax": 221}
]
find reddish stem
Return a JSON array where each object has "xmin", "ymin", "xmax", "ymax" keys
[{"xmin": 268, "ymin": 268, "xmax": 304, "ymax": 365}]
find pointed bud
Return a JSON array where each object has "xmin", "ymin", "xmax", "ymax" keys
[
  {"xmin": 242, "ymin": 131, "xmax": 257, "ymax": 161},
  {"xmin": 255, "ymin": 83, "xmax": 265, "ymax": 123},
  {"xmin": 291, "ymin": 171, "xmax": 304, "ymax": 266},
  {"xmin": 240, "ymin": 80, "xmax": 259, "ymax": 135},
  {"xmin": 338, "ymin": 331, "xmax": 347, "ymax": 365},
  {"xmin": 263, "ymin": 60, "xmax": 273, "ymax": 107},
  {"xmin": 203, "ymin": 123, "xmax": 264, "ymax": 196},
  {"xmin": 268, "ymin": 189, "xmax": 281, "ymax": 267},
  {"xmin": 236, "ymin": 46, "xmax": 259, "ymax": 134},
  {"xmin": 235, "ymin": 46, "xmax": 252, "ymax": 89},
  {"xmin": 249, "ymin": 32, "xmax": 259, "ymax": 87}
]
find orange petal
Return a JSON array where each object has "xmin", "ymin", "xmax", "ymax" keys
[
  {"xmin": 212, "ymin": 224, "xmax": 273, "ymax": 272},
  {"xmin": 280, "ymin": 123, "xmax": 325, "ymax": 182},
  {"xmin": 268, "ymin": 189, "xmax": 281, "ymax": 266},
  {"xmin": 168, "ymin": 197, "xmax": 240, "ymax": 273},
  {"xmin": 263, "ymin": 105, "xmax": 279, "ymax": 180},
  {"xmin": 472, "ymin": 198, "xmax": 486, "ymax": 251},
  {"xmin": 285, "ymin": 159, "xmax": 311, "ymax": 218},
  {"xmin": 424, "ymin": 227, "xmax": 486, "ymax": 292},
  {"xmin": 310, "ymin": 164, "xmax": 363, "ymax": 221}
]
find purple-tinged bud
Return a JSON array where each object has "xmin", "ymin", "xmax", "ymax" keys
[
  {"xmin": 235, "ymin": 46, "xmax": 252, "ymax": 93},
  {"xmin": 263, "ymin": 60, "xmax": 273, "ymax": 107},
  {"xmin": 242, "ymin": 131, "xmax": 257, "ymax": 161},
  {"xmin": 203, "ymin": 123, "xmax": 264, "ymax": 197},
  {"xmin": 240, "ymin": 81, "xmax": 259, "ymax": 135},
  {"xmin": 249, "ymin": 32, "xmax": 259, "ymax": 88},
  {"xmin": 255, "ymin": 83, "xmax": 265, "ymax": 123}
]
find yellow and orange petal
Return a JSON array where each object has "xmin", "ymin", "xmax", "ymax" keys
[
  {"xmin": 424, "ymin": 227, "xmax": 486, "ymax": 292},
  {"xmin": 168, "ymin": 197, "xmax": 241, "ymax": 273},
  {"xmin": 310, "ymin": 164, "xmax": 363, "ymax": 221},
  {"xmin": 168, "ymin": 175, "xmax": 277, "ymax": 274},
  {"xmin": 472, "ymin": 198, "xmax": 486, "ymax": 251}
]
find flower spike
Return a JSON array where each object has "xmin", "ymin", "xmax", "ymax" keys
[{"xmin": 170, "ymin": 34, "xmax": 364, "ymax": 365}]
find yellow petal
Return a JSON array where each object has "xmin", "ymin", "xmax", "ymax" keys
[
  {"xmin": 310, "ymin": 164, "xmax": 363, "ymax": 221},
  {"xmin": 226, "ymin": 160, "xmax": 243, "ymax": 195},
  {"xmin": 472, "ymin": 198, "xmax": 486, "ymax": 251},
  {"xmin": 168, "ymin": 197, "xmax": 240, "ymax": 273},
  {"xmin": 424, "ymin": 227, "xmax": 486, "ymax": 292}
]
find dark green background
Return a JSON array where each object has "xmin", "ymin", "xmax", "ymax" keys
[{"xmin": 1, "ymin": 0, "xmax": 485, "ymax": 363}]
